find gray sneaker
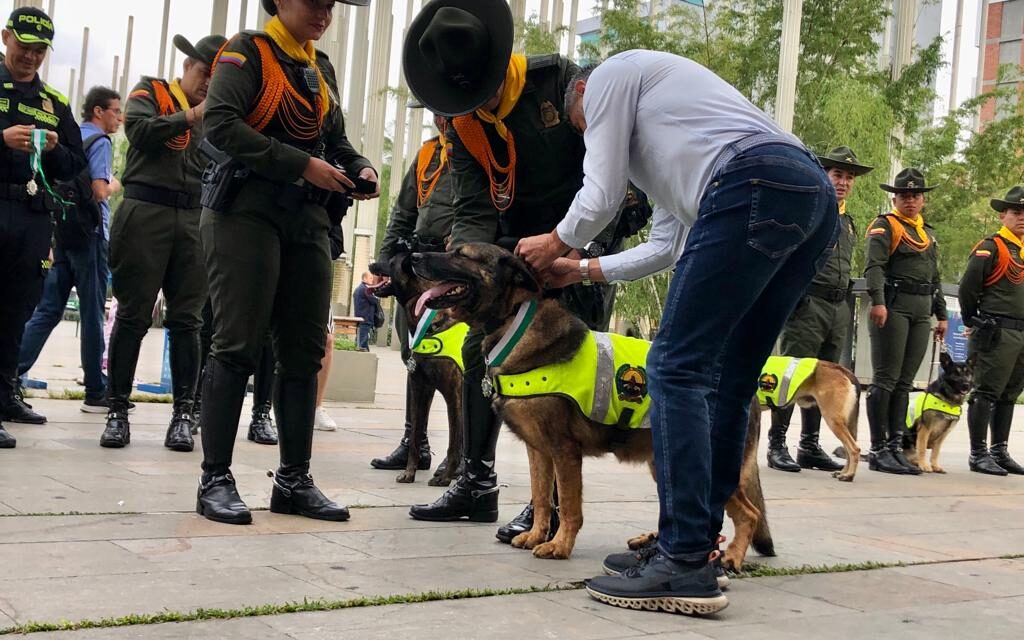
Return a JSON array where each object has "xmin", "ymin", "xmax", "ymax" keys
[{"xmin": 587, "ymin": 553, "xmax": 728, "ymax": 616}]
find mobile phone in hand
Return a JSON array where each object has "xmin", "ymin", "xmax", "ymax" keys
[{"xmin": 352, "ymin": 177, "xmax": 377, "ymax": 194}]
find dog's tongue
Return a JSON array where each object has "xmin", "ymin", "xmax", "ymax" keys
[{"xmin": 415, "ymin": 283, "xmax": 459, "ymax": 317}]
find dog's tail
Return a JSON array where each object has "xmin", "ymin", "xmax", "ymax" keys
[{"xmin": 745, "ymin": 399, "xmax": 775, "ymax": 557}]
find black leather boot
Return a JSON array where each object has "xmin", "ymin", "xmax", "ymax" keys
[
  {"xmin": 0, "ymin": 421, "xmax": 15, "ymax": 448},
  {"xmin": 967, "ymin": 397, "xmax": 1007, "ymax": 476},
  {"xmin": 989, "ymin": 401, "xmax": 1024, "ymax": 475},
  {"xmin": 270, "ymin": 375, "xmax": 349, "ymax": 521},
  {"xmin": 371, "ymin": 378, "xmax": 431, "ymax": 470},
  {"xmin": 248, "ymin": 402, "xmax": 278, "ymax": 445},
  {"xmin": 409, "ymin": 458, "xmax": 499, "ymax": 522},
  {"xmin": 766, "ymin": 407, "xmax": 800, "ymax": 472},
  {"xmin": 197, "ymin": 472, "xmax": 252, "ymax": 525},
  {"xmin": 796, "ymin": 406, "xmax": 843, "ymax": 471},
  {"xmin": 888, "ymin": 390, "xmax": 921, "ymax": 475},
  {"xmin": 191, "ymin": 390, "xmax": 203, "ymax": 435},
  {"xmin": 495, "ymin": 500, "xmax": 561, "ymax": 544},
  {"xmin": 199, "ymin": 358, "xmax": 249, "ymax": 478},
  {"xmin": 164, "ymin": 332, "xmax": 200, "ymax": 451},
  {"xmin": 867, "ymin": 387, "xmax": 906, "ymax": 474},
  {"xmin": 165, "ymin": 404, "xmax": 196, "ymax": 452},
  {"xmin": 101, "ymin": 321, "xmax": 143, "ymax": 448},
  {"xmin": 0, "ymin": 378, "xmax": 46, "ymax": 424}
]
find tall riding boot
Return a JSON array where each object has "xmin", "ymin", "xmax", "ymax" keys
[
  {"xmin": 990, "ymin": 401, "xmax": 1024, "ymax": 475},
  {"xmin": 967, "ymin": 397, "xmax": 1007, "ymax": 475},
  {"xmin": 888, "ymin": 390, "xmax": 921, "ymax": 474},
  {"xmin": 196, "ymin": 358, "xmax": 253, "ymax": 524},
  {"xmin": 101, "ymin": 322, "xmax": 143, "ymax": 448},
  {"xmin": 0, "ymin": 377, "xmax": 45, "ymax": 424},
  {"xmin": 247, "ymin": 342, "xmax": 277, "ymax": 445},
  {"xmin": 766, "ymin": 407, "xmax": 800, "ymax": 472},
  {"xmin": 165, "ymin": 332, "xmax": 200, "ymax": 452},
  {"xmin": 371, "ymin": 377, "xmax": 430, "ymax": 470},
  {"xmin": 270, "ymin": 375, "xmax": 349, "ymax": 521},
  {"xmin": 867, "ymin": 386, "xmax": 906, "ymax": 474},
  {"xmin": 0, "ymin": 421, "xmax": 15, "ymax": 448},
  {"xmin": 409, "ymin": 365, "xmax": 499, "ymax": 522},
  {"xmin": 796, "ymin": 406, "xmax": 843, "ymax": 471}
]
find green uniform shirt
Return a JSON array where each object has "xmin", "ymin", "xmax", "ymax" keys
[
  {"xmin": 864, "ymin": 214, "xmax": 947, "ymax": 319},
  {"xmin": 204, "ymin": 32, "xmax": 371, "ymax": 192},
  {"xmin": 447, "ymin": 54, "xmax": 587, "ymax": 245},
  {"xmin": 379, "ymin": 137, "xmax": 454, "ymax": 261},
  {"xmin": 959, "ymin": 234, "xmax": 1024, "ymax": 325},
  {"xmin": 122, "ymin": 77, "xmax": 204, "ymax": 195},
  {"xmin": 811, "ymin": 211, "xmax": 855, "ymax": 291}
]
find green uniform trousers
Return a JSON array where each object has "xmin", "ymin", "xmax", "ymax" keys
[
  {"xmin": 780, "ymin": 295, "xmax": 849, "ymax": 361},
  {"xmin": 969, "ymin": 327, "xmax": 1024, "ymax": 404},
  {"xmin": 868, "ymin": 293, "xmax": 933, "ymax": 393}
]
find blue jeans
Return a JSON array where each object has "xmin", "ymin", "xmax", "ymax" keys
[
  {"xmin": 19, "ymin": 235, "xmax": 109, "ymax": 400},
  {"xmin": 649, "ymin": 143, "xmax": 838, "ymax": 561},
  {"xmin": 356, "ymin": 323, "xmax": 372, "ymax": 351}
]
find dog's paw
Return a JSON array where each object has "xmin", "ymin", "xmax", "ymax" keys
[
  {"xmin": 532, "ymin": 541, "xmax": 572, "ymax": 559},
  {"xmin": 833, "ymin": 471, "xmax": 855, "ymax": 482},
  {"xmin": 918, "ymin": 464, "xmax": 933, "ymax": 473},
  {"xmin": 427, "ymin": 475, "xmax": 453, "ymax": 487},
  {"xmin": 627, "ymin": 531, "xmax": 657, "ymax": 550},
  {"xmin": 395, "ymin": 471, "xmax": 415, "ymax": 483},
  {"xmin": 932, "ymin": 465, "xmax": 946, "ymax": 474},
  {"xmin": 721, "ymin": 550, "xmax": 744, "ymax": 573},
  {"xmin": 511, "ymin": 529, "xmax": 547, "ymax": 550}
]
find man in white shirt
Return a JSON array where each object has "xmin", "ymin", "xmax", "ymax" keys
[{"xmin": 518, "ymin": 50, "xmax": 837, "ymax": 616}]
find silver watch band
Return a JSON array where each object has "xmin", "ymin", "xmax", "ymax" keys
[{"xmin": 579, "ymin": 258, "xmax": 592, "ymax": 286}]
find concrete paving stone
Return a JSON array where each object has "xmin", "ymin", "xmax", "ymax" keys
[
  {"xmin": 0, "ymin": 539, "xmax": 157, "ymax": 580},
  {"xmin": 18, "ymin": 618, "xmax": 290, "ymax": 640},
  {"xmin": 893, "ymin": 558, "xmax": 1024, "ymax": 597}
]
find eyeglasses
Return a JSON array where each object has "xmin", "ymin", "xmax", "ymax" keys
[{"xmin": 102, "ymin": 107, "xmax": 123, "ymax": 116}]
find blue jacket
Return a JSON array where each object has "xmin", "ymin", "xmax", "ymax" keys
[{"xmin": 352, "ymin": 282, "xmax": 381, "ymax": 325}]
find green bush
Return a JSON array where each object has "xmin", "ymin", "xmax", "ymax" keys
[{"xmin": 334, "ymin": 336, "xmax": 360, "ymax": 351}]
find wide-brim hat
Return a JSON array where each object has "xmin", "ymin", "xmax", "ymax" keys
[
  {"xmin": 173, "ymin": 34, "xmax": 228, "ymax": 67},
  {"xmin": 817, "ymin": 145, "xmax": 874, "ymax": 177},
  {"xmin": 261, "ymin": 0, "xmax": 370, "ymax": 15},
  {"xmin": 991, "ymin": 186, "xmax": 1024, "ymax": 212},
  {"xmin": 403, "ymin": 0, "xmax": 514, "ymax": 117},
  {"xmin": 880, "ymin": 168, "xmax": 937, "ymax": 194}
]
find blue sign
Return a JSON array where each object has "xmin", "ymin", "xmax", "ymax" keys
[
  {"xmin": 945, "ymin": 309, "xmax": 970, "ymax": 363},
  {"xmin": 138, "ymin": 329, "xmax": 172, "ymax": 394}
]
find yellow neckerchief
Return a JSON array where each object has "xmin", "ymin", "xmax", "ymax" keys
[
  {"xmin": 838, "ymin": 200, "xmax": 847, "ymax": 215},
  {"xmin": 890, "ymin": 207, "xmax": 930, "ymax": 249},
  {"xmin": 264, "ymin": 16, "xmax": 330, "ymax": 117},
  {"xmin": 168, "ymin": 79, "xmax": 190, "ymax": 110},
  {"xmin": 998, "ymin": 225, "xmax": 1024, "ymax": 250},
  {"xmin": 474, "ymin": 54, "xmax": 527, "ymax": 141}
]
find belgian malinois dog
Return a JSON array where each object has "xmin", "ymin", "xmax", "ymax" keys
[
  {"xmin": 904, "ymin": 352, "xmax": 974, "ymax": 474},
  {"xmin": 369, "ymin": 253, "xmax": 464, "ymax": 486},
  {"xmin": 408, "ymin": 243, "xmax": 774, "ymax": 570}
]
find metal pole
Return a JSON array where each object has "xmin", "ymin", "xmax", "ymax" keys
[
  {"xmin": 975, "ymin": 0, "xmax": 990, "ymax": 99},
  {"xmin": 67, "ymin": 68, "xmax": 75, "ymax": 115},
  {"xmin": 211, "ymin": 0, "xmax": 230, "ymax": 36},
  {"xmin": 566, "ymin": 0, "xmax": 580, "ymax": 59},
  {"xmin": 41, "ymin": 0, "xmax": 54, "ymax": 82},
  {"xmin": 168, "ymin": 44, "xmax": 178, "ymax": 82},
  {"xmin": 540, "ymin": 0, "xmax": 550, "ymax": 29},
  {"xmin": 257, "ymin": 2, "xmax": 271, "ymax": 28},
  {"xmin": 120, "ymin": 16, "xmax": 135, "ymax": 98},
  {"xmin": 949, "ymin": 0, "xmax": 965, "ymax": 112},
  {"xmin": 77, "ymin": 27, "xmax": 89, "ymax": 118},
  {"xmin": 239, "ymin": 0, "xmax": 249, "ymax": 32},
  {"xmin": 879, "ymin": 0, "xmax": 893, "ymax": 71},
  {"xmin": 158, "ymin": 0, "xmax": 171, "ymax": 79},
  {"xmin": 391, "ymin": 0, "xmax": 415, "ymax": 176},
  {"xmin": 773, "ymin": 0, "xmax": 803, "ymax": 132},
  {"xmin": 552, "ymin": 0, "xmax": 565, "ymax": 50},
  {"xmin": 891, "ymin": 0, "xmax": 916, "ymax": 83},
  {"xmin": 112, "ymin": 55, "xmax": 120, "ymax": 90}
]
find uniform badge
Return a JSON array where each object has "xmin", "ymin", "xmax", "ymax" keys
[
  {"xmin": 481, "ymin": 376, "xmax": 495, "ymax": 399},
  {"xmin": 758, "ymin": 373, "xmax": 779, "ymax": 393},
  {"xmin": 540, "ymin": 100, "xmax": 560, "ymax": 128},
  {"xmin": 405, "ymin": 358, "xmax": 417, "ymax": 373},
  {"xmin": 41, "ymin": 97, "xmax": 53, "ymax": 114},
  {"xmin": 615, "ymin": 364, "xmax": 648, "ymax": 403},
  {"xmin": 25, "ymin": 179, "xmax": 38, "ymax": 196}
]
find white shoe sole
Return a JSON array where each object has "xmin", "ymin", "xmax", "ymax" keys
[{"xmin": 586, "ymin": 587, "xmax": 728, "ymax": 615}]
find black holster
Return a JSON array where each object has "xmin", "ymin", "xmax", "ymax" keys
[
  {"xmin": 972, "ymin": 315, "xmax": 1001, "ymax": 352},
  {"xmin": 199, "ymin": 139, "xmax": 250, "ymax": 212}
]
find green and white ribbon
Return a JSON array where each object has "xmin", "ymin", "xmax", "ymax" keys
[
  {"xmin": 409, "ymin": 308, "xmax": 439, "ymax": 350},
  {"xmin": 485, "ymin": 299, "xmax": 538, "ymax": 367},
  {"xmin": 27, "ymin": 128, "xmax": 71, "ymax": 213}
]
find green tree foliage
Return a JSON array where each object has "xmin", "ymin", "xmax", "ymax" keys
[{"xmin": 516, "ymin": 14, "xmax": 568, "ymax": 56}]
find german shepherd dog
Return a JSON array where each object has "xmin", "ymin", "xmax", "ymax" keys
[
  {"xmin": 408, "ymin": 243, "xmax": 774, "ymax": 570},
  {"xmin": 368, "ymin": 253, "xmax": 464, "ymax": 486},
  {"xmin": 904, "ymin": 352, "xmax": 974, "ymax": 474}
]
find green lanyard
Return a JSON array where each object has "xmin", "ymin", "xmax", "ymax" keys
[{"xmin": 28, "ymin": 128, "xmax": 71, "ymax": 215}]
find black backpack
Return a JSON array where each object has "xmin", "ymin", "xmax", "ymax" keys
[{"xmin": 53, "ymin": 133, "xmax": 109, "ymax": 251}]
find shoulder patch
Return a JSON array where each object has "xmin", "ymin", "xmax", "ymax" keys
[
  {"xmin": 42, "ymin": 84, "xmax": 69, "ymax": 106},
  {"xmin": 869, "ymin": 227, "xmax": 887, "ymax": 236},
  {"xmin": 974, "ymin": 249, "xmax": 992, "ymax": 257},
  {"xmin": 218, "ymin": 51, "xmax": 247, "ymax": 68},
  {"xmin": 527, "ymin": 54, "xmax": 560, "ymax": 71},
  {"xmin": 129, "ymin": 89, "xmax": 151, "ymax": 100}
]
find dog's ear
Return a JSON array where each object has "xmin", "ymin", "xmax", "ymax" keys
[
  {"xmin": 500, "ymin": 254, "xmax": 540, "ymax": 293},
  {"xmin": 940, "ymin": 351, "xmax": 953, "ymax": 370}
]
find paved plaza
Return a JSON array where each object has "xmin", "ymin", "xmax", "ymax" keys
[{"xmin": 1, "ymin": 321, "xmax": 1023, "ymax": 638}]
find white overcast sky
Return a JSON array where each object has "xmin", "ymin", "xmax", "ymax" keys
[{"xmin": 0, "ymin": 0, "xmax": 982, "ymax": 121}]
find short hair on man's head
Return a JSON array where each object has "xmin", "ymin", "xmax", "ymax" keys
[
  {"xmin": 563, "ymin": 63, "xmax": 600, "ymax": 116},
  {"xmin": 81, "ymin": 86, "xmax": 120, "ymax": 121}
]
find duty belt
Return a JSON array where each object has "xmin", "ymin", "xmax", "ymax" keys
[
  {"xmin": 887, "ymin": 279, "xmax": 934, "ymax": 296},
  {"xmin": 987, "ymin": 314, "xmax": 1024, "ymax": 331},
  {"xmin": 125, "ymin": 184, "xmax": 202, "ymax": 209},
  {"xmin": 805, "ymin": 283, "xmax": 848, "ymax": 303},
  {"xmin": 0, "ymin": 182, "xmax": 33, "ymax": 201}
]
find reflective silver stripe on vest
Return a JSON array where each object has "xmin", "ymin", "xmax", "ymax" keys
[
  {"xmin": 591, "ymin": 333, "xmax": 614, "ymax": 422},
  {"xmin": 777, "ymin": 357, "xmax": 802, "ymax": 407}
]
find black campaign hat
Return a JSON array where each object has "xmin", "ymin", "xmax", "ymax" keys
[
  {"xmin": 880, "ymin": 168, "xmax": 937, "ymax": 194},
  {"xmin": 261, "ymin": 0, "xmax": 370, "ymax": 14},
  {"xmin": 403, "ymin": 0, "xmax": 514, "ymax": 117},
  {"xmin": 817, "ymin": 146, "xmax": 874, "ymax": 177},
  {"xmin": 991, "ymin": 186, "xmax": 1024, "ymax": 213},
  {"xmin": 173, "ymin": 34, "xmax": 227, "ymax": 67},
  {"xmin": 6, "ymin": 6, "xmax": 54, "ymax": 49}
]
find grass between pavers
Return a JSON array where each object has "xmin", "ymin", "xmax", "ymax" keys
[
  {"xmin": 2, "ymin": 554, "xmax": 1022, "ymax": 635},
  {"xmin": 37, "ymin": 389, "xmax": 173, "ymax": 403}
]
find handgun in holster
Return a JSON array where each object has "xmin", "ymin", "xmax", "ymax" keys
[
  {"xmin": 971, "ymin": 314, "xmax": 1001, "ymax": 352},
  {"xmin": 199, "ymin": 138, "xmax": 250, "ymax": 212}
]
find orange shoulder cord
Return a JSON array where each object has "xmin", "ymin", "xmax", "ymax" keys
[
  {"xmin": 451, "ymin": 115, "xmax": 516, "ymax": 212},
  {"xmin": 983, "ymin": 237, "xmax": 1024, "ymax": 287},
  {"xmin": 150, "ymin": 81, "xmax": 190, "ymax": 151},
  {"xmin": 415, "ymin": 138, "xmax": 448, "ymax": 208},
  {"xmin": 884, "ymin": 215, "xmax": 931, "ymax": 255}
]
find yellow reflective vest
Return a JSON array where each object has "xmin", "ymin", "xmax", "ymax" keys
[
  {"xmin": 494, "ymin": 331, "xmax": 652, "ymax": 429},
  {"xmin": 412, "ymin": 322, "xmax": 468, "ymax": 372},
  {"xmin": 906, "ymin": 391, "xmax": 961, "ymax": 428},
  {"xmin": 756, "ymin": 356, "xmax": 818, "ymax": 408}
]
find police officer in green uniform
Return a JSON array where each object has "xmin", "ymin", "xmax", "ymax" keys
[
  {"xmin": 99, "ymin": 33, "xmax": 226, "ymax": 452},
  {"xmin": 402, "ymin": 0, "xmax": 623, "ymax": 537},
  {"xmin": 767, "ymin": 147, "xmax": 873, "ymax": 473},
  {"xmin": 0, "ymin": 7, "xmax": 84, "ymax": 449},
  {"xmin": 958, "ymin": 186, "xmax": 1024, "ymax": 476},
  {"xmin": 371, "ymin": 106, "xmax": 455, "ymax": 472},
  {"xmin": 865, "ymin": 168, "xmax": 948, "ymax": 475},
  {"xmin": 195, "ymin": 0, "xmax": 374, "ymax": 525}
]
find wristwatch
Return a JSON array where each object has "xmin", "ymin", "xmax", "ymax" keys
[
  {"xmin": 579, "ymin": 241, "xmax": 604, "ymax": 259},
  {"xmin": 579, "ymin": 258, "xmax": 593, "ymax": 286}
]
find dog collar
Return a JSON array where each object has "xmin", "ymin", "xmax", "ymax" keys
[
  {"xmin": 485, "ymin": 300, "xmax": 538, "ymax": 367},
  {"xmin": 409, "ymin": 308, "xmax": 439, "ymax": 350}
]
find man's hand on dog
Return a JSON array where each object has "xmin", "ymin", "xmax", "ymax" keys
[
  {"xmin": 870, "ymin": 304, "xmax": 887, "ymax": 328},
  {"xmin": 516, "ymin": 230, "xmax": 571, "ymax": 272}
]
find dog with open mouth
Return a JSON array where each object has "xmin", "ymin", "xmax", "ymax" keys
[
  {"xmin": 368, "ymin": 253, "xmax": 466, "ymax": 486},
  {"xmin": 408, "ymin": 242, "xmax": 775, "ymax": 570},
  {"xmin": 903, "ymin": 352, "xmax": 975, "ymax": 473}
]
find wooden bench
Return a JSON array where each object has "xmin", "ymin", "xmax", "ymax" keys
[{"xmin": 333, "ymin": 315, "xmax": 364, "ymax": 340}]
